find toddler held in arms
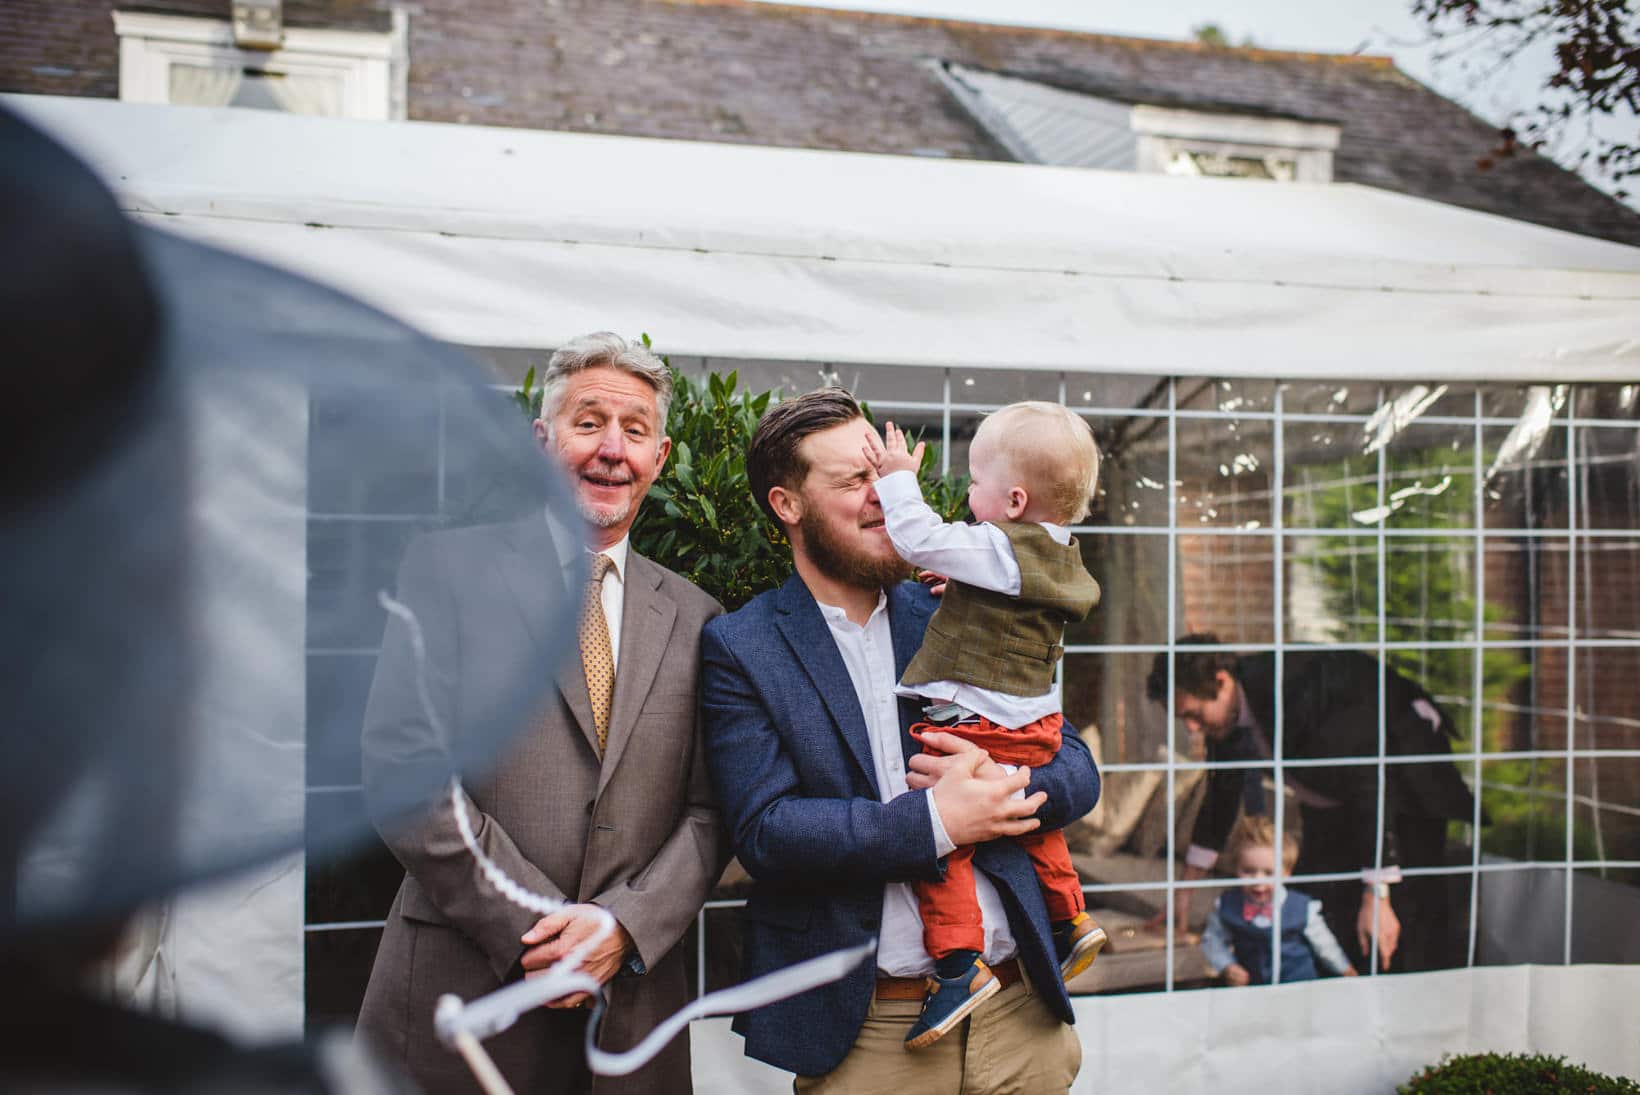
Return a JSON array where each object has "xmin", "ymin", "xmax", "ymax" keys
[
  {"xmin": 863, "ymin": 403, "xmax": 1106, "ymax": 1050},
  {"xmin": 1200, "ymin": 815, "xmax": 1357, "ymax": 986}
]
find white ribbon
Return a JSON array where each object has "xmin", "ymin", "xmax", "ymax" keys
[{"xmin": 381, "ymin": 592, "xmax": 874, "ymax": 1087}]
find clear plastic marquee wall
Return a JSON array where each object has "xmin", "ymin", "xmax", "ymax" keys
[
  {"xmin": 678, "ymin": 363, "xmax": 1640, "ymax": 998},
  {"xmin": 300, "ymin": 360, "xmax": 1640, "ymax": 1020}
]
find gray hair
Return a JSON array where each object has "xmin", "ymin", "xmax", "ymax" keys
[{"xmin": 539, "ymin": 332, "xmax": 674, "ymax": 424}]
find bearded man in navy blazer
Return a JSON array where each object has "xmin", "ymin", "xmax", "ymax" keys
[{"xmin": 701, "ymin": 388, "xmax": 1098, "ymax": 1093}]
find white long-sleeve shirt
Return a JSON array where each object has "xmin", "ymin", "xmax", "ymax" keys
[
  {"xmin": 874, "ymin": 469, "xmax": 1071, "ymax": 728},
  {"xmin": 816, "ymin": 593, "xmax": 1018, "ymax": 977}
]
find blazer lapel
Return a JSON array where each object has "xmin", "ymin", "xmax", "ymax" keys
[
  {"xmin": 491, "ymin": 518, "xmax": 600, "ymax": 756},
  {"xmin": 597, "ymin": 552, "xmax": 676, "ymax": 793},
  {"xmin": 773, "ymin": 574, "xmax": 878, "ymax": 792},
  {"xmin": 555, "ymin": 656, "xmax": 602, "ymax": 758},
  {"xmin": 889, "ymin": 583, "xmax": 935, "ymax": 761}
]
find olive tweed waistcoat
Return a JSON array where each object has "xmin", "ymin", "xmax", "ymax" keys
[{"xmin": 900, "ymin": 521, "xmax": 1100, "ymax": 697}]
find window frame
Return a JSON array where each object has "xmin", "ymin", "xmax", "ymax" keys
[
  {"xmin": 1131, "ymin": 104, "xmax": 1339, "ymax": 183},
  {"xmin": 113, "ymin": 10, "xmax": 403, "ymax": 122}
]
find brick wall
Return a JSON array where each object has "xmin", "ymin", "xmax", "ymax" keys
[
  {"xmin": 1179, "ymin": 531, "xmax": 1278, "ymax": 644},
  {"xmin": 1, "ymin": 1, "xmax": 119, "ymax": 99}
]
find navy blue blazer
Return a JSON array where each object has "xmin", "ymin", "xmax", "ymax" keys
[{"xmin": 700, "ymin": 574, "xmax": 1101, "ymax": 1077}]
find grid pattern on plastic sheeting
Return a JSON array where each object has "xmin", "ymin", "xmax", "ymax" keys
[{"xmin": 301, "ymin": 361, "xmax": 1640, "ymax": 1024}]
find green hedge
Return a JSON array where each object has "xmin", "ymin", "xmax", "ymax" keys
[{"xmin": 1400, "ymin": 1053, "xmax": 1640, "ymax": 1094}]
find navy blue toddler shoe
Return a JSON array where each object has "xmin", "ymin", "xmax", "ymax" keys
[{"xmin": 903, "ymin": 956, "xmax": 1001, "ymax": 1050}]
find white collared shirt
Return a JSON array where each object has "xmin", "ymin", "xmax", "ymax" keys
[
  {"xmin": 874, "ymin": 469, "xmax": 1071, "ymax": 728},
  {"xmin": 589, "ymin": 535, "xmax": 629, "ymax": 671},
  {"xmin": 815, "ymin": 592, "xmax": 1018, "ymax": 977}
]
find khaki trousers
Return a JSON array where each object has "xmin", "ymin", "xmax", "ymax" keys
[{"xmin": 793, "ymin": 971, "xmax": 1082, "ymax": 1095}]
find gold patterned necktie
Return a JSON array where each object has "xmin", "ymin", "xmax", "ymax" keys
[{"xmin": 579, "ymin": 553, "xmax": 616, "ymax": 756}]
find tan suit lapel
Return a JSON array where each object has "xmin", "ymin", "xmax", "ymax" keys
[
  {"xmin": 490, "ymin": 519, "xmax": 603, "ymax": 757},
  {"xmin": 598, "ymin": 551, "xmax": 676, "ymax": 794},
  {"xmin": 555, "ymin": 656, "xmax": 602, "ymax": 758}
]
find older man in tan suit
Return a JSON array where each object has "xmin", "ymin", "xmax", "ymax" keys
[{"xmin": 357, "ymin": 333, "xmax": 724, "ymax": 1094}]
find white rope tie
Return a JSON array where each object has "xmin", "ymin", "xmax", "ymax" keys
[{"xmin": 377, "ymin": 590, "xmax": 873, "ymax": 1081}]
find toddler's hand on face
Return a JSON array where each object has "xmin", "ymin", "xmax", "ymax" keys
[
  {"xmin": 861, "ymin": 426, "xmax": 884, "ymax": 475},
  {"xmin": 871, "ymin": 421, "xmax": 925, "ymax": 478}
]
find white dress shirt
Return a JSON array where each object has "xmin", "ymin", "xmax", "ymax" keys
[
  {"xmin": 589, "ymin": 535, "xmax": 629, "ymax": 671},
  {"xmin": 874, "ymin": 469, "xmax": 1070, "ymax": 728},
  {"xmin": 815, "ymin": 592, "xmax": 1017, "ymax": 977}
]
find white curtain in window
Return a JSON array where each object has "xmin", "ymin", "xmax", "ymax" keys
[
  {"xmin": 168, "ymin": 64, "xmax": 342, "ymax": 118},
  {"xmin": 168, "ymin": 63, "xmax": 241, "ymax": 107},
  {"xmin": 257, "ymin": 72, "xmax": 343, "ymax": 118}
]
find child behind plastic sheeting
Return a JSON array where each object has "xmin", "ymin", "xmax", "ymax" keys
[{"xmin": 1201, "ymin": 815, "xmax": 1357, "ymax": 986}]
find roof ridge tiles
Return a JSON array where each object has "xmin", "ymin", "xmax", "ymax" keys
[{"xmin": 652, "ymin": 0, "xmax": 1400, "ymax": 69}]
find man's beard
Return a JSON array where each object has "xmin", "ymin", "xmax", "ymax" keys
[
  {"xmin": 798, "ymin": 504, "xmax": 912, "ymax": 591},
  {"xmin": 576, "ymin": 492, "xmax": 631, "ymax": 529},
  {"xmin": 574, "ymin": 459, "xmax": 635, "ymax": 529}
]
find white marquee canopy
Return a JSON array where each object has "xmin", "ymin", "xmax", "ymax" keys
[{"xmin": 10, "ymin": 93, "xmax": 1640, "ymax": 381}]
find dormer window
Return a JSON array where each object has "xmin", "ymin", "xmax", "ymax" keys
[
  {"xmin": 1130, "ymin": 103, "xmax": 1337, "ymax": 182},
  {"xmin": 934, "ymin": 62, "xmax": 1339, "ymax": 182},
  {"xmin": 1166, "ymin": 150, "xmax": 1297, "ymax": 180}
]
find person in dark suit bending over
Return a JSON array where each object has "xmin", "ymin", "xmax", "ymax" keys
[
  {"xmin": 1147, "ymin": 635, "xmax": 1476, "ymax": 975},
  {"xmin": 701, "ymin": 388, "xmax": 1100, "ymax": 1093}
]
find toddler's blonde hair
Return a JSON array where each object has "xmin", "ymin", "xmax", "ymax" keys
[
  {"xmin": 1227, "ymin": 814, "xmax": 1300, "ymax": 874},
  {"xmin": 973, "ymin": 401, "xmax": 1100, "ymax": 524}
]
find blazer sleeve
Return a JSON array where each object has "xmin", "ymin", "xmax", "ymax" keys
[
  {"xmin": 700, "ymin": 620, "xmax": 945, "ymax": 888},
  {"xmin": 1022, "ymin": 717, "xmax": 1100, "ymax": 832},
  {"xmin": 590, "ymin": 599, "xmax": 729, "ymax": 970},
  {"xmin": 362, "ymin": 533, "xmax": 570, "ymax": 983}
]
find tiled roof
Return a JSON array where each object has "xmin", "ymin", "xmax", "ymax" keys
[
  {"xmin": 7, "ymin": 0, "xmax": 1637, "ymax": 245},
  {"xmin": 399, "ymin": 0, "xmax": 1640, "ymax": 246}
]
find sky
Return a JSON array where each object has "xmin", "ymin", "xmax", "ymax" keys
[{"xmin": 749, "ymin": 0, "xmax": 1636, "ymax": 209}]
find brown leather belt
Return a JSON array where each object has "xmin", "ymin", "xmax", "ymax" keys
[{"xmin": 875, "ymin": 958, "xmax": 1023, "ymax": 1001}]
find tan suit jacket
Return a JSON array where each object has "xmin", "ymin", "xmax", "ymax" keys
[{"xmin": 357, "ymin": 518, "xmax": 724, "ymax": 1094}]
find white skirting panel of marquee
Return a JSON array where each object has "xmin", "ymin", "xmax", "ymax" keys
[{"xmin": 691, "ymin": 964, "xmax": 1640, "ymax": 1093}]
